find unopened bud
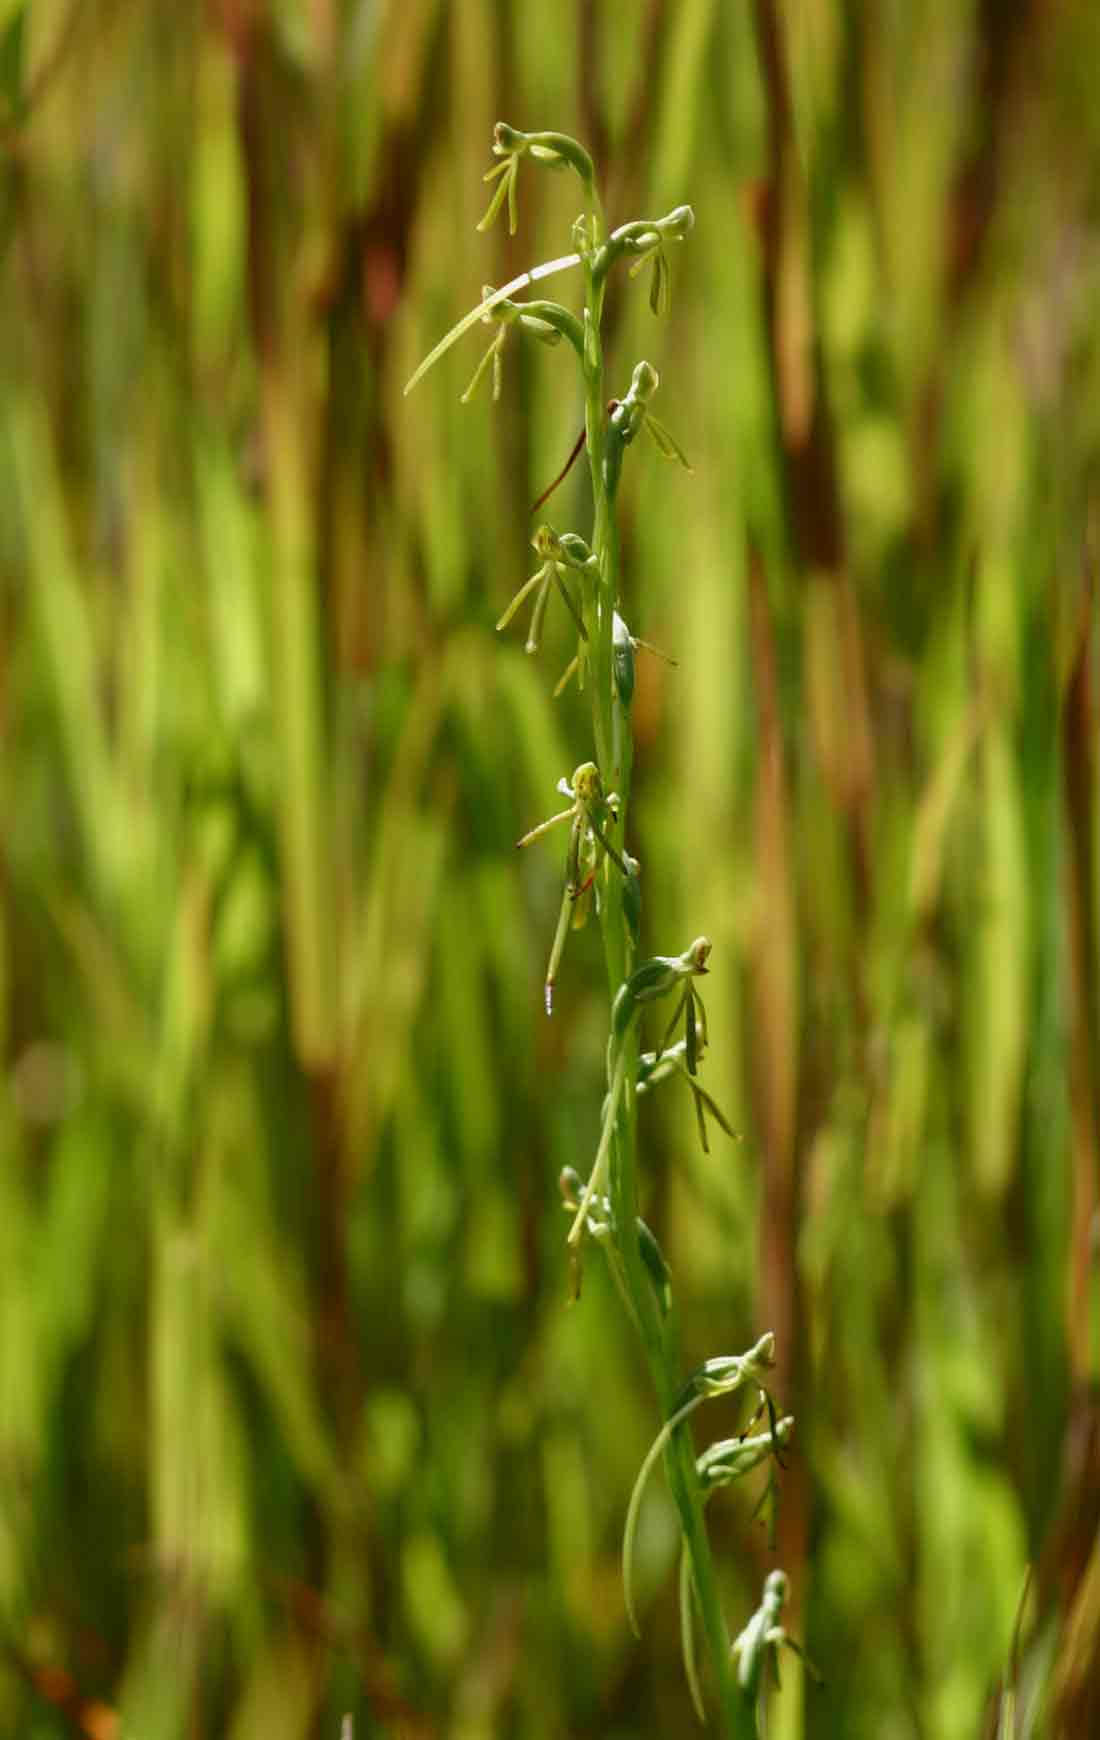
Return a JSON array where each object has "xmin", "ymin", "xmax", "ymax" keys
[
  {"xmin": 658, "ymin": 204, "xmax": 695, "ymax": 241},
  {"xmin": 630, "ymin": 360, "xmax": 660, "ymax": 404}
]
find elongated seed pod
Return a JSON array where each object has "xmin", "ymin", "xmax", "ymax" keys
[
  {"xmin": 613, "ymin": 611, "xmax": 635, "ymax": 709},
  {"xmin": 636, "ymin": 1218, "xmax": 671, "ymax": 1314}
]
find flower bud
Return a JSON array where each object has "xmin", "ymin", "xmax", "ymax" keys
[
  {"xmin": 630, "ymin": 360, "xmax": 660, "ymax": 404},
  {"xmin": 557, "ymin": 531, "xmax": 595, "ymax": 568},
  {"xmin": 658, "ymin": 204, "xmax": 695, "ymax": 240}
]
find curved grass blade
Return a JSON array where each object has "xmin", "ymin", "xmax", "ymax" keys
[
  {"xmin": 679, "ymin": 1548, "xmax": 707, "ymax": 1724},
  {"xmin": 622, "ymin": 1392, "xmax": 704, "ymax": 1635},
  {"xmin": 404, "ymin": 254, "xmax": 583, "ymax": 396}
]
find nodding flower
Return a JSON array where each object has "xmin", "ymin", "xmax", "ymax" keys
[
  {"xmin": 478, "ymin": 123, "xmax": 597, "ymax": 236},
  {"xmin": 495, "ymin": 525, "xmax": 592, "ymax": 656},
  {"xmin": 514, "ymin": 763, "xmax": 633, "ymax": 1016}
]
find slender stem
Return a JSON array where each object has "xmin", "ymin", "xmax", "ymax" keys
[{"xmin": 581, "ymin": 226, "xmax": 751, "ymax": 1739}]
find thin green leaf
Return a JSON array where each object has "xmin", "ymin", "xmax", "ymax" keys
[
  {"xmin": 623, "ymin": 1394, "xmax": 703, "ymax": 1636},
  {"xmin": 680, "ymin": 1550, "xmax": 707, "ymax": 1724}
]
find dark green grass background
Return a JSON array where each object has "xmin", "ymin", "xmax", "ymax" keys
[{"xmin": 2, "ymin": 1, "xmax": 1099, "ymax": 1734}]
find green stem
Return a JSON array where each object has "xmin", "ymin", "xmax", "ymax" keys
[{"xmin": 581, "ymin": 228, "xmax": 751, "ymax": 1740}]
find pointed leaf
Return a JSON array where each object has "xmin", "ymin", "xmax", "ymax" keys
[
  {"xmin": 622, "ymin": 1392, "xmax": 704, "ymax": 1635},
  {"xmin": 680, "ymin": 1550, "xmax": 707, "ymax": 1724}
]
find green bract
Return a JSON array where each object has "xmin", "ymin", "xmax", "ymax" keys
[{"xmin": 622, "ymin": 1334, "xmax": 779, "ymax": 1639}]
